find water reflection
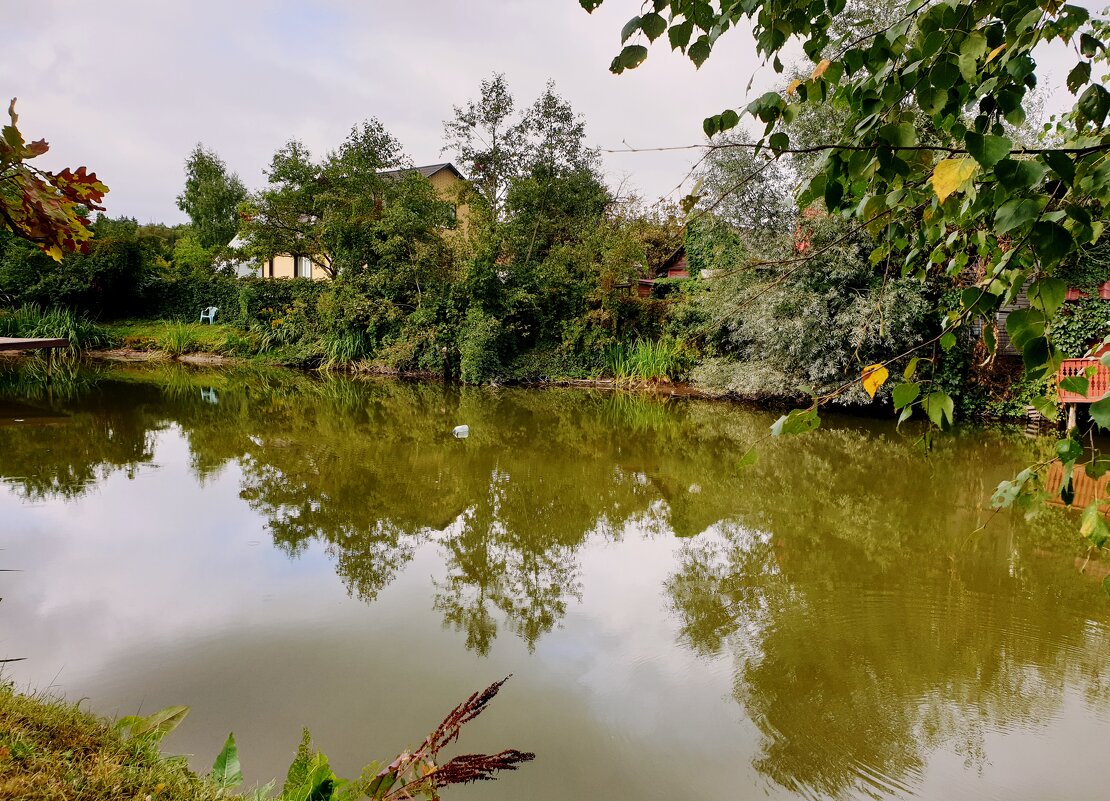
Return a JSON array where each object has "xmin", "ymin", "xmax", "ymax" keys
[{"xmin": 1, "ymin": 362, "xmax": 1108, "ymax": 801}]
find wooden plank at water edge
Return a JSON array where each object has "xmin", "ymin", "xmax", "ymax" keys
[{"xmin": 0, "ymin": 337, "xmax": 70, "ymax": 352}]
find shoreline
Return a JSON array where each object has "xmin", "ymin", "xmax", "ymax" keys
[{"xmin": 2, "ymin": 346, "xmax": 1054, "ymax": 429}]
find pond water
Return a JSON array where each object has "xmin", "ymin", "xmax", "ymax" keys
[{"xmin": 2, "ymin": 362, "xmax": 1109, "ymax": 801}]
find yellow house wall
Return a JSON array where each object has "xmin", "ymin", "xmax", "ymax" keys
[
  {"xmin": 427, "ymin": 170, "xmax": 471, "ymax": 236},
  {"xmin": 260, "ymin": 168, "xmax": 470, "ymax": 279},
  {"xmin": 263, "ymin": 255, "xmax": 330, "ymax": 280}
]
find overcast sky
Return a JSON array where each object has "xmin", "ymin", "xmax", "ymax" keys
[{"xmin": 4, "ymin": 1, "xmax": 1081, "ymax": 224}]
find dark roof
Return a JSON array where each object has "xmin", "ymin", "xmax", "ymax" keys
[
  {"xmin": 378, "ymin": 162, "xmax": 466, "ymax": 181},
  {"xmin": 660, "ymin": 245, "xmax": 687, "ymax": 271}
]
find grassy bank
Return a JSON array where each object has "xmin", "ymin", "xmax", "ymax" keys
[
  {"xmin": 0, "ymin": 679, "xmax": 530, "ymax": 801},
  {"xmin": 0, "ymin": 685, "xmax": 238, "ymax": 801}
]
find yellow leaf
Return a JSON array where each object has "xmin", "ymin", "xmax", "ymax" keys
[
  {"xmin": 985, "ymin": 43, "xmax": 1007, "ymax": 63},
  {"xmin": 930, "ymin": 158, "xmax": 978, "ymax": 203},
  {"xmin": 862, "ymin": 363, "xmax": 889, "ymax": 399},
  {"xmin": 811, "ymin": 59, "xmax": 831, "ymax": 79},
  {"xmin": 785, "ymin": 78, "xmax": 802, "ymax": 95}
]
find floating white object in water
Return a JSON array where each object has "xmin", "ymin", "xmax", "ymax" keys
[{"xmin": 453, "ymin": 425, "xmax": 469, "ymax": 439}]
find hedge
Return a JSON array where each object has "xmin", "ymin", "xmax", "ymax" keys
[{"xmin": 144, "ymin": 276, "xmax": 328, "ymax": 326}]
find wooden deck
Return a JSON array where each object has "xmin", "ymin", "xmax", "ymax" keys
[{"xmin": 0, "ymin": 337, "xmax": 70, "ymax": 352}]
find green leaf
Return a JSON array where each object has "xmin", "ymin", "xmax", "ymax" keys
[
  {"xmin": 1085, "ymin": 457, "xmax": 1110, "ymax": 479},
  {"xmin": 1080, "ymin": 33, "xmax": 1103, "ymax": 57},
  {"xmin": 965, "ymin": 132, "xmax": 1011, "ymax": 168},
  {"xmin": 668, "ymin": 20, "xmax": 693, "ymax": 50},
  {"xmin": 903, "ymin": 356, "xmax": 920, "ymax": 380},
  {"xmin": 618, "ymin": 45, "xmax": 649, "ymax": 70},
  {"xmin": 940, "ymin": 331, "xmax": 957, "ymax": 350},
  {"xmin": 1042, "ymin": 150, "xmax": 1075, "ymax": 184},
  {"xmin": 1031, "ymin": 394, "xmax": 1059, "ymax": 421},
  {"xmin": 1028, "ymin": 277, "xmax": 1067, "ymax": 316},
  {"xmin": 640, "ymin": 12, "xmax": 667, "ymax": 41},
  {"xmin": 688, "ymin": 38, "xmax": 711, "ymax": 68},
  {"xmin": 1090, "ymin": 395, "xmax": 1110, "ymax": 430},
  {"xmin": 770, "ymin": 407, "xmax": 821, "ymax": 436},
  {"xmin": 1006, "ymin": 308, "xmax": 1046, "ymax": 349},
  {"xmin": 879, "ymin": 122, "xmax": 916, "ymax": 148},
  {"xmin": 1060, "ymin": 376, "xmax": 1090, "ymax": 397},
  {"xmin": 1080, "ymin": 501, "xmax": 1110, "ymax": 548},
  {"xmin": 923, "ymin": 390, "xmax": 954, "ymax": 428},
  {"xmin": 1031, "ymin": 221, "xmax": 1071, "ymax": 266},
  {"xmin": 994, "ymin": 158, "xmax": 1046, "ymax": 191},
  {"xmin": 621, "ymin": 15, "xmax": 642, "ymax": 43},
  {"xmin": 769, "ymin": 131, "xmax": 789, "ymax": 153},
  {"xmin": 211, "ymin": 733, "xmax": 243, "ymax": 789},
  {"xmin": 737, "ymin": 449, "xmax": 759, "ymax": 469},
  {"xmin": 1078, "ymin": 83, "xmax": 1110, "ymax": 127},
  {"xmin": 892, "ymin": 382, "xmax": 920, "ymax": 410},
  {"xmin": 720, "ymin": 109, "xmax": 739, "ymax": 132},
  {"xmin": 995, "ymin": 197, "xmax": 1045, "ymax": 233},
  {"xmin": 1057, "ymin": 436, "xmax": 1084, "ymax": 463},
  {"xmin": 992, "ymin": 468, "xmax": 1034, "ymax": 509},
  {"xmin": 120, "ymin": 706, "xmax": 190, "ymax": 741},
  {"xmin": 1067, "ymin": 61, "xmax": 1092, "ymax": 94}
]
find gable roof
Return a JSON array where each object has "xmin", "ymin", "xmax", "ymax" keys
[{"xmin": 378, "ymin": 162, "xmax": 467, "ymax": 181}]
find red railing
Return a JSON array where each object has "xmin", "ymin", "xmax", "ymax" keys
[
  {"xmin": 1045, "ymin": 460, "xmax": 1110, "ymax": 509},
  {"xmin": 1065, "ymin": 281, "xmax": 1110, "ymax": 301},
  {"xmin": 1058, "ymin": 358, "xmax": 1110, "ymax": 403}
]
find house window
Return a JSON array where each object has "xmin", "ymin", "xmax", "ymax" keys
[
  {"xmin": 445, "ymin": 204, "xmax": 458, "ymax": 229},
  {"xmin": 267, "ymin": 258, "xmax": 274, "ymax": 278},
  {"xmin": 295, "ymin": 256, "xmax": 313, "ymax": 279}
]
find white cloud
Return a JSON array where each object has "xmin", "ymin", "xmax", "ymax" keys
[{"xmin": 2, "ymin": 1, "xmax": 1080, "ymax": 223}]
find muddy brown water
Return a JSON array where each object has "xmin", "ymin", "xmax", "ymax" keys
[{"xmin": 1, "ymin": 362, "xmax": 1108, "ymax": 800}]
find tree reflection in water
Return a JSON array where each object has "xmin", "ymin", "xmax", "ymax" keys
[{"xmin": 2, "ymin": 362, "xmax": 1108, "ymax": 798}]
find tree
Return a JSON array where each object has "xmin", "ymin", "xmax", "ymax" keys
[
  {"xmin": 693, "ymin": 130, "xmax": 795, "ymax": 253},
  {"xmin": 241, "ymin": 119, "xmax": 425, "ymax": 279},
  {"xmin": 583, "ymin": 0, "xmax": 1110, "ymax": 551},
  {"xmin": 443, "ymin": 76, "xmax": 601, "ymax": 220},
  {"xmin": 176, "ymin": 144, "xmax": 247, "ymax": 250},
  {"xmin": 442, "ymin": 73, "xmax": 522, "ymax": 220},
  {"xmin": 0, "ymin": 99, "xmax": 107, "ymax": 260}
]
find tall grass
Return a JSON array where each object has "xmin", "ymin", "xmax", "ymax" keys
[
  {"xmin": 321, "ymin": 329, "xmax": 373, "ymax": 368},
  {"xmin": 0, "ymin": 303, "xmax": 112, "ymax": 353},
  {"xmin": 603, "ymin": 338, "xmax": 689, "ymax": 384},
  {"xmin": 160, "ymin": 322, "xmax": 200, "ymax": 358}
]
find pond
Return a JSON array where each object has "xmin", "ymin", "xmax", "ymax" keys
[{"xmin": 1, "ymin": 362, "xmax": 1108, "ymax": 801}]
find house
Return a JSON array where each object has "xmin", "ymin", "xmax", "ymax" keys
[
  {"xmin": 378, "ymin": 162, "xmax": 471, "ymax": 235},
  {"xmin": 255, "ymin": 162, "xmax": 471, "ymax": 280},
  {"xmin": 636, "ymin": 246, "xmax": 690, "ymax": 298},
  {"xmin": 997, "ymin": 278, "xmax": 1110, "ymax": 356}
]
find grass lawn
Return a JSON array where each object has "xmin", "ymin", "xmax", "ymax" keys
[
  {"xmin": 0, "ymin": 685, "xmax": 240, "ymax": 801},
  {"xmin": 105, "ymin": 319, "xmax": 240, "ymax": 354}
]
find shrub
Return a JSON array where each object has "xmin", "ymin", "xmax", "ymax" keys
[
  {"xmin": 1048, "ymin": 298, "xmax": 1110, "ymax": 357},
  {"xmin": 458, "ymin": 307, "xmax": 503, "ymax": 383}
]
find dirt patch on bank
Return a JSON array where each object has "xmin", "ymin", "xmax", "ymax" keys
[{"xmin": 86, "ymin": 348, "xmax": 242, "ymax": 366}]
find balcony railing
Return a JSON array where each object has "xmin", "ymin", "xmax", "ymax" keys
[{"xmin": 1058, "ymin": 358, "xmax": 1110, "ymax": 403}]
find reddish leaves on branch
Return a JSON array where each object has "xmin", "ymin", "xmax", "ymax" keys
[
  {"xmin": 0, "ymin": 98, "xmax": 108, "ymax": 261},
  {"xmin": 365, "ymin": 676, "xmax": 535, "ymax": 800}
]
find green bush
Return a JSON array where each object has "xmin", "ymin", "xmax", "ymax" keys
[
  {"xmin": 459, "ymin": 307, "xmax": 503, "ymax": 383},
  {"xmin": 1049, "ymin": 298, "xmax": 1110, "ymax": 357}
]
